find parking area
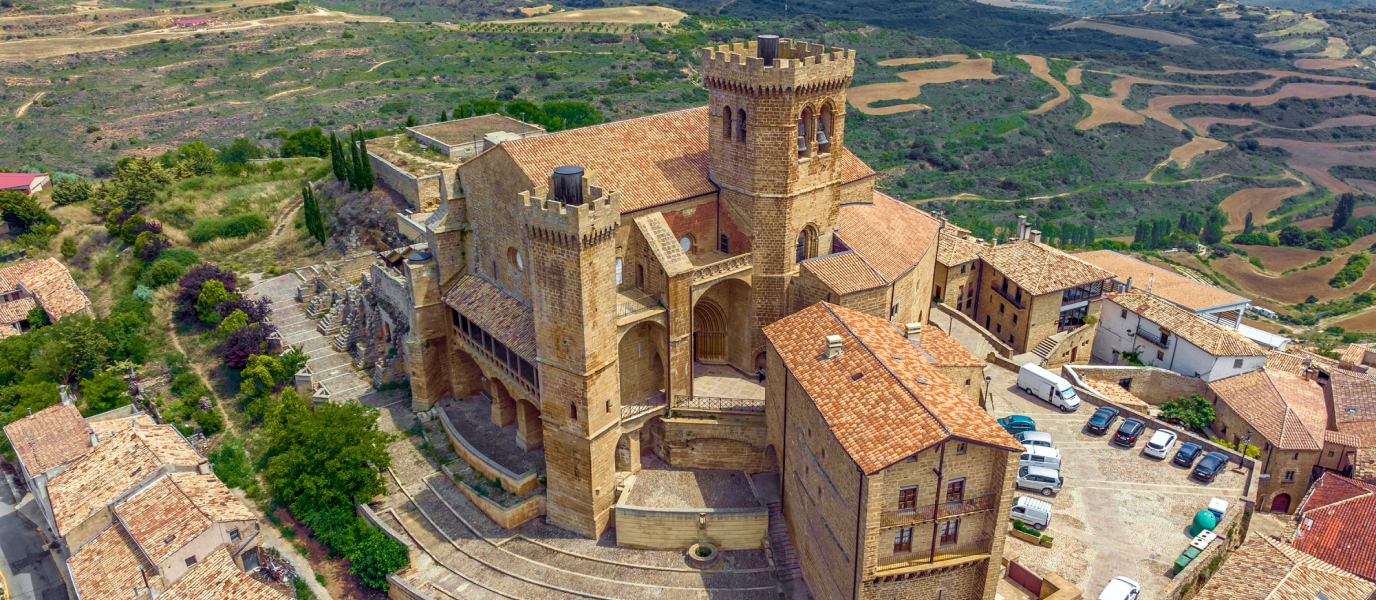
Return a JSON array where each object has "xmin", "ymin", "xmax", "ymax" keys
[{"xmin": 986, "ymin": 366, "xmax": 1249, "ymax": 599}]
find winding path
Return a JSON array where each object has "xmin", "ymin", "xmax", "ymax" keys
[{"xmin": 13, "ymin": 92, "xmax": 43, "ymax": 118}]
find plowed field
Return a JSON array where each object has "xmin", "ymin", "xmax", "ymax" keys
[
  {"xmin": 1258, "ymin": 139, "xmax": 1376, "ymax": 194},
  {"xmin": 850, "ymin": 59, "xmax": 1002, "ymax": 115},
  {"xmin": 1212, "ymin": 254, "xmax": 1376, "ymax": 303},
  {"xmin": 1166, "ymin": 137, "xmax": 1228, "ymax": 168},
  {"xmin": 1219, "ymin": 176, "xmax": 1311, "ymax": 230}
]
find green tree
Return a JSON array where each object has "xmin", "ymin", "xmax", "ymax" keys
[
  {"xmin": 348, "ymin": 134, "xmax": 365, "ymax": 191},
  {"xmin": 1243, "ymin": 212, "xmax": 1254, "ymax": 234},
  {"xmin": 26, "ymin": 305, "xmax": 48, "ymax": 329},
  {"xmin": 176, "ymin": 142, "xmax": 218, "ymax": 177},
  {"xmin": 1279, "ymin": 225, "xmax": 1306, "ymax": 247},
  {"xmin": 79, "ymin": 371, "xmax": 131, "ymax": 416},
  {"xmin": 219, "ymin": 309, "xmax": 249, "ymax": 336},
  {"xmin": 0, "ymin": 190, "xmax": 55, "ymax": 234},
  {"xmin": 302, "ymin": 186, "xmax": 326, "ymax": 245},
  {"xmin": 241, "ymin": 353, "xmax": 286, "ymax": 417},
  {"xmin": 358, "ymin": 136, "xmax": 374, "ymax": 191},
  {"xmin": 197, "ymin": 280, "xmax": 231, "ymax": 324},
  {"xmin": 281, "ymin": 127, "xmax": 331, "ymax": 158},
  {"xmin": 438, "ymin": 108, "xmax": 448, "ymax": 122},
  {"xmin": 1160, "ymin": 394, "xmax": 1217, "ymax": 430},
  {"xmin": 219, "ymin": 137, "xmax": 264, "ymax": 165},
  {"xmin": 264, "ymin": 393, "xmax": 396, "ymax": 511},
  {"xmin": 405, "ymin": 114, "xmax": 418, "ymax": 127},
  {"xmin": 1333, "ymin": 193, "xmax": 1357, "ymax": 232},
  {"xmin": 51, "ymin": 177, "xmax": 92, "ymax": 206},
  {"xmin": 32, "ymin": 314, "xmax": 111, "ymax": 383},
  {"xmin": 103, "ymin": 158, "xmax": 172, "ymax": 211},
  {"xmin": 60, "ymin": 236, "xmax": 77, "ymax": 259},
  {"xmin": 329, "ymin": 133, "xmax": 346, "ymax": 182}
]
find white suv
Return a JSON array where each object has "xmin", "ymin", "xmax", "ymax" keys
[
  {"xmin": 1097, "ymin": 576, "xmax": 1142, "ymax": 600},
  {"xmin": 1141, "ymin": 428, "xmax": 1178, "ymax": 460}
]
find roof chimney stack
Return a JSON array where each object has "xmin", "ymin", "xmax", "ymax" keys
[
  {"xmin": 824, "ymin": 335, "xmax": 844, "ymax": 359},
  {"xmin": 551, "ymin": 165, "xmax": 585, "ymax": 206},
  {"xmin": 906, "ymin": 323, "xmax": 923, "ymax": 343},
  {"xmin": 1030, "ymin": 230, "xmax": 1042, "ymax": 244},
  {"xmin": 1125, "ymin": 276, "xmax": 1133, "ymax": 292},
  {"xmin": 757, "ymin": 35, "xmax": 780, "ymax": 64},
  {"xmin": 90, "ymin": 431, "xmax": 98, "ymax": 446},
  {"xmin": 1017, "ymin": 215, "xmax": 1028, "ymax": 240},
  {"xmin": 130, "ymin": 416, "xmax": 139, "ymax": 431}
]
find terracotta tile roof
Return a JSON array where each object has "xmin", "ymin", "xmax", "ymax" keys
[
  {"xmin": 1343, "ymin": 343, "xmax": 1368, "ymax": 366},
  {"xmin": 1208, "ymin": 368, "xmax": 1328, "ymax": 450},
  {"xmin": 915, "ymin": 325, "xmax": 984, "ymax": 368},
  {"xmin": 0, "ymin": 296, "xmax": 36, "ymax": 324},
  {"xmin": 834, "ymin": 192, "xmax": 941, "ymax": 284},
  {"xmin": 936, "ymin": 233, "xmax": 982, "ymax": 267},
  {"xmin": 67, "ymin": 523, "xmax": 158, "ymax": 600},
  {"xmin": 1295, "ymin": 471, "xmax": 1376, "ymax": 581},
  {"xmin": 0, "ymin": 258, "xmax": 92, "ymax": 321},
  {"xmin": 160, "ymin": 547, "xmax": 288, "ymax": 600},
  {"xmin": 1197, "ymin": 535, "xmax": 1375, "ymax": 600},
  {"xmin": 1083, "ymin": 379, "xmax": 1152, "ymax": 411},
  {"xmin": 763, "ymin": 303, "xmax": 1021, "ymax": 474},
  {"xmin": 1267, "ymin": 351, "xmax": 1310, "ymax": 377},
  {"xmin": 1327, "ymin": 429, "xmax": 1363, "ymax": 447},
  {"xmin": 1328, "ymin": 369, "xmax": 1376, "ymax": 427},
  {"xmin": 114, "ymin": 475, "xmax": 212, "ymax": 563},
  {"xmin": 89, "ymin": 414, "xmax": 158, "ymax": 442},
  {"xmin": 47, "ymin": 425, "xmax": 202, "ymax": 537},
  {"xmin": 837, "ymin": 147, "xmax": 876, "ymax": 183},
  {"xmin": 1339, "ymin": 421, "xmax": 1376, "ymax": 448},
  {"xmin": 3, "ymin": 403, "xmax": 93, "ymax": 476},
  {"xmin": 801, "ymin": 251, "xmax": 885, "ymax": 295},
  {"xmin": 167, "ymin": 471, "xmax": 255, "ymax": 522},
  {"xmin": 1108, "ymin": 292, "xmax": 1266, "ymax": 357},
  {"xmin": 1074, "ymin": 250, "xmax": 1247, "ymax": 312},
  {"xmin": 633, "ymin": 213, "xmax": 693, "ymax": 278},
  {"xmin": 499, "ymin": 108, "xmax": 716, "ymax": 214},
  {"xmin": 442, "ymin": 275, "xmax": 536, "ymax": 359},
  {"xmin": 980, "ymin": 241, "xmax": 1115, "ymax": 296}
]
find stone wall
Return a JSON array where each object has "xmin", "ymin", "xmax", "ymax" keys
[
  {"xmin": 1062, "ymin": 365, "xmax": 1207, "ymax": 406},
  {"xmin": 1206, "ymin": 393, "xmax": 1317, "ymax": 514},
  {"xmin": 661, "ymin": 410, "xmax": 771, "ymax": 473},
  {"xmin": 440, "ymin": 463, "xmax": 547, "ymax": 529},
  {"xmin": 387, "ymin": 574, "xmax": 437, "ymax": 600},
  {"xmin": 1044, "ymin": 322, "xmax": 1097, "ymax": 369},
  {"xmin": 369, "ymin": 152, "xmax": 444, "ymax": 212},
  {"xmin": 614, "ymin": 476, "xmax": 768, "ymax": 552},
  {"xmin": 932, "ymin": 303, "xmax": 1014, "ymax": 359},
  {"xmin": 437, "ymin": 409, "xmax": 542, "ymax": 495},
  {"xmin": 357, "ymin": 502, "xmax": 412, "ymax": 557}
]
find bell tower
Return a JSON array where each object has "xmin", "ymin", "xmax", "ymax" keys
[{"xmin": 702, "ymin": 36, "xmax": 855, "ymax": 341}]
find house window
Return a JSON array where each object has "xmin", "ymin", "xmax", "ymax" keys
[
  {"xmin": 1009, "ymin": 335, "xmax": 1015, "ymax": 345},
  {"xmin": 996, "ymin": 324, "xmax": 1002, "ymax": 333},
  {"xmin": 985, "ymin": 316, "xmax": 990, "ymax": 328},
  {"xmin": 637, "ymin": 264, "xmax": 645, "ymax": 287},
  {"xmin": 936, "ymin": 286, "xmax": 944, "ymax": 299},
  {"xmin": 898, "ymin": 486, "xmax": 917, "ymax": 510},
  {"xmin": 939, "ymin": 519, "xmax": 960, "ymax": 545},
  {"xmin": 1329, "ymin": 451, "xmax": 1335, "ymax": 457},
  {"xmin": 229, "ymin": 529, "xmax": 241, "ymax": 543},
  {"xmin": 679, "ymin": 235, "xmax": 694, "ymax": 253},
  {"xmin": 1283, "ymin": 470, "xmax": 1295, "ymax": 482},
  {"xmin": 961, "ymin": 265, "xmax": 967, "ymax": 274},
  {"xmin": 606, "ymin": 400, "xmax": 611, "ymax": 413},
  {"xmin": 797, "ymin": 107, "xmax": 813, "ymax": 158},
  {"xmin": 1157, "ymin": 350, "xmax": 1165, "ymax": 360},
  {"xmin": 1013, "ymin": 315, "xmax": 1018, "ymax": 324},
  {"xmin": 1233, "ymin": 359, "xmax": 1243, "ymax": 368},
  {"xmin": 1292, "ymin": 452, "xmax": 1299, "ymax": 460},
  {"xmin": 1222, "ymin": 425, "xmax": 1228, "ymax": 435},
  {"xmin": 719, "ymin": 234, "xmax": 729, "ymax": 254},
  {"xmin": 570, "ymin": 404, "xmax": 578, "ymax": 420},
  {"xmin": 1121, "ymin": 309, "xmax": 1128, "ymax": 319},
  {"xmin": 891, "ymin": 304, "xmax": 899, "ymax": 318},
  {"xmin": 737, "ymin": 108, "xmax": 747, "ymax": 142},
  {"xmin": 796, "ymin": 226, "xmax": 818, "ymax": 263},
  {"xmin": 956, "ymin": 442, "xmax": 966, "ymax": 455},
  {"xmin": 185, "ymin": 556, "xmax": 197, "ymax": 567},
  {"xmin": 946, "ymin": 479, "xmax": 965, "ymax": 503},
  {"xmin": 894, "ymin": 527, "xmax": 913, "ymax": 552},
  {"xmin": 1000, "ymin": 303, "xmax": 1005, "ymax": 314}
]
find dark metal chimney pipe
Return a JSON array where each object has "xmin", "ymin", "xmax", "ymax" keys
[
  {"xmin": 757, "ymin": 35, "xmax": 780, "ymax": 64},
  {"xmin": 552, "ymin": 165, "xmax": 584, "ymax": 205}
]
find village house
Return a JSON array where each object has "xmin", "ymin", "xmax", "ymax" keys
[
  {"xmin": 1093, "ymin": 291, "xmax": 1268, "ymax": 381},
  {"xmin": 763, "ymin": 303, "xmax": 1021, "ymax": 600},
  {"xmin": 1292, "ymin": 471, "xmax": 1376, "ymax": 582},
  {"xmin": 0, "ymin": 257, "xmax": 94, "ymax": 336}
]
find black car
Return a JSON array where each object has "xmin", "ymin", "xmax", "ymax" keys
[
  {"xmin": 1085, "ymin": 406, "xmax": 1120, "ymax": 435},
  {"xmin": 1173, "ymin": 442, "xmax": 1204, "ymax": 467},
  {"xmin": 1193, "ymin": 453, "xmax": 1229, "ymax": 483},
  {"xmin": 1112, "ymin": 418, "xmax": 1147, "ymax": 447}
]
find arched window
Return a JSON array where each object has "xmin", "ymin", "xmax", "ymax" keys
[
  {"xmin": 817, "ymin": 105, "xmax": 834, "ymax": 154},
  {"xmin": 796, "ymin": 225, "xmax": 818, "ymax": 263},
  {"xmin": 615, "ymin": 257, "xmax": 623, "ymax": 285},
  {"xmin": 723, "ymin": 106, "xmax": 733, "ymax": 140},
  {"xmin": 797, "ymin": 107, "xmax": 812, "ymax": 158},
  {"xmin": 737, "ymin": 108, "xmax": 747, "ymax": 142},
  {"xmin": 679, "ymin": 235, "xmax": 695, "ymax": 254},
  {"xmin": 507, "ymin": 247, "xmax": 523, "ymax": 272}
]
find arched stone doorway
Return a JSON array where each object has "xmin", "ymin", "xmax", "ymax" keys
[
  {"xmin": 694, "ymin": 300, "xmax": 727, "ymax": 363},
  {"xmin": 449, "ymin": 346, "xmax": 483, "ymax": 400},
  {"xmin": 619, "ymin": 321, "xmax": 668, "ymax": 406},
  {"xmin": 1271, "ymin": 493, "xmax": 1291, "ymax": 513},
  {"xmin": 615, "ymin": 431, "xmax": 642, "ymax": 475},
  {"xmin": 693, "ymin": 278, "xmax": 753, "ymax": 370}
]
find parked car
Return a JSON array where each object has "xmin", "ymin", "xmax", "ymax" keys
[
  {"xmin": 1017, "ymin": 465, "xmax": 1063, "ymax": 496},
  {"xmin": 1010, "ymin": 496, "xmax": 1053, "ymax": 531},
  {"xmin": 1017, "ymin": 364, "xmax": 1082, "ymax": 412},
  {"xmin": 1173, "ymin": 442, "xmax": 1204, "ymax": 467},
  {"xmin": 1112, "ymin": 418, "xmax": 1147, "ymax": 447},
  {"xmin": 1097, "ymin": 576, "xmax": 1142, "ymax": 600},
  {"xmin": 1020, "ymin": 446, "xmax": 1062, "ymax": 471},
  {"xmin": 999, "ymin": 415, "xmax": 1036, "ymax": 435},
  {"xmin": 1193, "ymin": 452, "xmax": 1229, "ymax": 483},
  {"xmin": 1141, "ymin": 428, "xmax": 1178, "ymax": 459},
  {"xmin": 1015, "ymin": 431, "xmax": 1054, "ymax": 450},
  {"xmin": 1085, "ymin": 406, "xmax": 1120, "ymax": 435}
]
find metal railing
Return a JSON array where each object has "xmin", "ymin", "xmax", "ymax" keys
[
  {"xmin": 878, "ymin": 535, "xmax": 994, "ymax": 567},
  {"xmin": 453, "ymin": 330, "xmax": 539, "ymax": 397},
  {"xmin": 990, "ymin": 283, "xmax": 1026, "ymax": 311},
  {"xmin": 691, "ymin": 253, "xmax": 753, "ymax": 285},
  {"xmin": 621, "ymin": 394, "xmax": 668, "ymax": 419},
  {"xmin": 880, "ymin": 493, "xmax": 998, "ymax": 528},
  {"xmin": 673, "ymin": 395, "xmax": 765, "ymax": 413},
  {"xmin": 616, "ymin": 290, "xmax": 662, "ymax": 318},
  {"xmin": 1136, "ymin": 330, "xmax": 1170, "ymax": 349}
]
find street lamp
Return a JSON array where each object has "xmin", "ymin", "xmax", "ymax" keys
[{"xmin": 984, "ymin": 376, "xmax": 993, "ymax": 413}]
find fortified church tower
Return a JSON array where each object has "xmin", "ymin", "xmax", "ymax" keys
[{"xmin": 702, "ymin": 36, "xmax": 856, "ymax": 350}]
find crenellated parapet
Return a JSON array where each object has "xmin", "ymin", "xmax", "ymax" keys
[
  {"xmin": 701, "ymin": 39, "xmax": 854, "ymax": 96},
  {"xmin": 519, "ymin": 171, "xmax": 620, "ymax": 250}
]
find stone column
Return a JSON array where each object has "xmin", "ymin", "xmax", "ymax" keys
[
  {"xmin": 516, "ymin": 400, "xmax": 543, "ymax": 451},
  {"xmin": 490, "ymin": 381, "xmax": 516, "ymax": 428},
  {"xmin": 625, "ymin": 432, "xmax": 642, "ymax": 474}
]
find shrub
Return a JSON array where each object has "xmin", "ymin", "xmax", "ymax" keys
[
  {"xmin": 1249, "ymin": 256, "xmax": 1264, "ymax": 270},
  {"xmin": 60, "ymin": 236, "xmax": 77, "ymax": 258},
  {"xmin": 188, "ymin": 213, "xmax": 269, "ymax": 243},
  {"xmin": 208, "ymin": 435, "xmax": 254, "ymax": 489},
  {"xmin": 51, "ymin": 177, "xmax": 92, "ymax": 205},
  {"xmin": 174, "ymin": 264, "xmax": 237, "ymax": 323},
  {"xmin": 1160, "ymin": 394, "xmax": 1216, "ymax": 430},
  {"xmin": 1330, "ymin": 253, "xmax": 1370, "ymax": 288},
  {"xmin": 80, "ymin": 371, "xmax": 131, "ymax": 416},
  {"xmin": 193, "ymin": 408, "xmax": 224, "ymax": 434},
  {"xmin": 140, "ymin": 258, "xmax": 189, "ymax": 288},
  {"xmin": 1230, "ymin": 232, "xmax": 1275, "ymax": 246}
]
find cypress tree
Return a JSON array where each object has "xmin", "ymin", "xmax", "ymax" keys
[
  {"xmin": 303, "ymin": 185, "xmax": 326, "ymax": 245},
  {"xmin": 350, "ymin": 134, "xmax": 365, "ymax": 191},
  {"xmin": 439, "ymin": 109, "xmax": 448, "ymax": 122},
  {"xmin": 359, "ymin": 136, "xmax": 374, "ymax": 191},
  {"xmin": 329, "ymin": 133, "xmax": 345, "ymax": 182},
  {"xmin": 1244, "ymin": 212, "xmax": 1254, "ymax": 234}
]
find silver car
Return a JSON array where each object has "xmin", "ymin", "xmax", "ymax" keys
[
  {"xmin": 1016, "ymin": 431, "xmax": 1054, "ymax": 450},
  {"xmin": 1141, "ymin": 428, "xmax": 1178, "ymax": 460},
  {"xmin": 1016, "ymin": 465, "xmax": 1063, "ymax": 496}
]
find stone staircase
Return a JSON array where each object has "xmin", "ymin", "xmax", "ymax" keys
[
  {"xmin": 1031, "ymin": 330, "xmax": 1067, "ymax": 364},
  {"xmin": 766, "ymin": 502, "xmax": 801, "ymax": 584}
]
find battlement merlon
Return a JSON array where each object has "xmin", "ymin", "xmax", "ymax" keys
[
  {"xmin": 699, "ymin": 39, "xmax": 855, "ymax": 89},
  {"xmin": 519, "ymin": 172, "xmax": 620, "ymax": 238}
]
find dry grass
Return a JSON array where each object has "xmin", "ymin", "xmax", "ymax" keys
[
  {"xmin": 1166, "ymin": 137, "xmax": 1228, "ymax": 168},
  {"xmin": 1021, "ymin": 55, "xmax": 1071, "ymax": 115},
  {"xmin": 500, "ymin": 6, "xmax": 685, "ymax": 25},
  {"xmin": 1065, "ymin": 68, "xmax": 1082, "ymax": 86},
  {"xmin": 877, "ymin": 54, "xmax": 970, "ymax": 66},
  {"xmin": 1256, "ymin": 16, "xmax": 1328, "ymax": 37},
  {"xmin": 1219, "ymin": 175, "xmax": 1310, "ymax": 231},
  {"xmin": 1237, "ymin": 244, "xmax": 1327, "ymax": 271},
  {"xmin": 1263, "ymin": 38, "xmax": 1321, "ymax": 51},
  {"xmin": 1332, "ymin": 310, "xmax": 1376, "ymax": 333},
  {"xmin": 849, "ymin": 59, "xmax": 1001, "ymax": 115},
  {"xmin": 1076, "ymin": 76, "xmax": 1145, "ymax": 129},
  {"xmin": 1050, "ymin": 20, "xmax": 1196, "ymax": 45}
]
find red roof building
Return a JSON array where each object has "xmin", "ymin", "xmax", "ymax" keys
[
  {"xmin": 0, "ymin": 173, "xmax": 51, "ymax": 195},
  {"xmin": 1294, "ymin": 471, "xmax": 1376, "ymax": 581}
]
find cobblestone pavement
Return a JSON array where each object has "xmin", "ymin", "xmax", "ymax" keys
[
  {"xmin": 624, "ymin": 454, "xmax": 761, "ymax": 509},
  {"xmin": 985, "ymin": 365, "xmax": 1248, "ymax": 600},
  {"xmin": 692, "ymin": 363, "xmax": 765, "ymax": 399},
  {"xmin": 247, "ymin": 273, "xmax": 372, "ymax": 402},
  {"xmin": 440, "ymin": 396, "xmax": 545, "ymax": 476}
]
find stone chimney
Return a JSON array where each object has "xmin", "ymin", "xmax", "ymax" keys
[
  {"xmin": 906, "ymin": 323, "xmax": 923, "ymax": 343},
  {"xmin": 825, "ymin": 335, "xmax": 844, "ymax": 359},
  {"xmin": 198, "ymin": 462, "xmax": 212, "ymax": 475},
  {"xmin": 1016, "ymin": 215, "xmax": 1028, "ymax": 240},
  {"xmin": 89, "ymin": 431, "xmax": 99, "ymax": 446},
  {"xmin": 1125, "ymin": 277, "xmax": 1133, "ymax": 293},
  {"xmin": 1030, "ymin": 230, "xmax": 1042, "ymax": 244},
  {"xmin": 1304, "ymin": 366, "xmax": 1320, "ymax": 381},
  {"xmin": 130, "ymin": 416, "xmax": 139, "ymax": 430}
]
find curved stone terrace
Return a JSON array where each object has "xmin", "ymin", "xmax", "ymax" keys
[{"xmin": 440, "ymin": 395, "xmax": 545, "ymax": 480}]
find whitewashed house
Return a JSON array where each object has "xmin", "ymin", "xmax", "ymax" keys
[{"xmin": 1093, "ymin": 291, "xmax": 1268, "ymax": 382}]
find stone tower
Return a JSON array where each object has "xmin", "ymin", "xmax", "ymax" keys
[
  {"xmin": 701, "ymin": 37, "xmax": 856, "ymax": 351},
  {"xmin": 522, "ymin": 167, "xmax": 622, "ymax": 538}
]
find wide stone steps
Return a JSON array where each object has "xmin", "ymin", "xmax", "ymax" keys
[
  {"xmin": 1031, "ymin": 337, "xmax": 1059, "ymax": 362},
  {"xmin": 766, "ymin": 502, "xmax": 801, "ymax": 583}
]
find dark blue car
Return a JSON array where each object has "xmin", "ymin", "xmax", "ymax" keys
[
  {"xmin": 1192, "ymin": 452, "xmax": 1229, "ymax": 483},
  {"xmin": 1085, "ymin": 406, "xmax": 1120, "ymax": 435},
  {"xmin": 1173, "ymin": 442, "xmax": 1203, "ymax": 467}
]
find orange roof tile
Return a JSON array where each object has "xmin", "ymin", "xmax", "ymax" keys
[
  {"xmin": 2, "ymin": 403, "xmax": 93, "ymax": 476},
  {"xmin": 1343, "ymin": 343, "xmax": 1368, "ymax": 366},
  {"xmin": 981, "ymin": 241, "xmax": 1115, "ymax": 296},
  {"xmin": 763, "ymin": 303, "xmax": 1021, "ymax": 474},
  {"xmin": 1083, "ymin": 379, "xmax": 1152, "ymax": 411},
  {"xmin": 160, "ymin": 547, "xmax": 288, "ymax": 600},
  {"xmin": 1267, "ymin": 351, "xmax": 1311, "ymax": 377},
  {"xmin": 0, "ymin": 258, "xmax": 92, "ymax": 321},
  {"xmin": 1074, "ymin": 250, "xmax": 1246, "ymax": 312},
  {"xmin": 1295, "ymin": 472, "xmax": 1376, "ymax": 582},
  {"xmin": 835, "ymin": 192, "xmax": 941, "ymax": 284},
  {"xmin": 167, "ymin": 471, "xmax": 255, "ymax": 523},
  {"xmin": 936, "ymin": 233, "xmax": 982, "ymax": 267},
  {"xmin": 442, "ymin": 275, "xmax": 536, "ymax": 359},
  {"xmin": 1208, "ymin": 369, "xmax": 1328, "ymax": 450},
  {"xmin": 114, "ymin": 476, "xmax": 213, "ymax": 563},
  {"xmin": 800, "ymin": 252, "xmax": 885, "ymax": 295},
  {"xmin": 0, "ymin": 296, "xmax": 36, "ymax": 324},
  {"xmin": 67, "ymin": 523, "xmax": 159, "ymax": 600},
  {"xmin": 916, "ymin": 325, "xmax": 984, "ymax": 368},
  {"xmin": 1196, "ymin": 535, "xmax": 1375, "ymax": 600},
  {"xmin": 89, "ymin": 414, "xmax": 158, "ymax": 442},
  {"xmin": 837, "ymin": 147, "xmax": 876, "ymax": 183},
  {"xmin": 1108, "ymin": 292, "xmax": 1266, "ymax": 357},
  {"xmin": 48, "ymin": 425, "xmax": 202, "ymax": 537}
]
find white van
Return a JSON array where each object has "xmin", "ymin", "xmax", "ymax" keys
[
  {"xmin": 1017, "ymin": 364, "xmax": 1082, "ymax": 412},
  {"xmin": 1020, "ymin": 446, "xmax": 1062, "ymax": 471},
  {"xmin": 1010, "ymin": 496, "xmax": 1053, "ymax": 530}
]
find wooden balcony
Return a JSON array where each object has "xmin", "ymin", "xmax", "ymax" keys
[{"xmin": 880, "ymin": 493, "xmax": 998, "ymax": 528}]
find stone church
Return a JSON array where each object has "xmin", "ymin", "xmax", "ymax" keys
[{"xmin": 370, "ymin": 35, "xmax": 1020, "ymax": 600}]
